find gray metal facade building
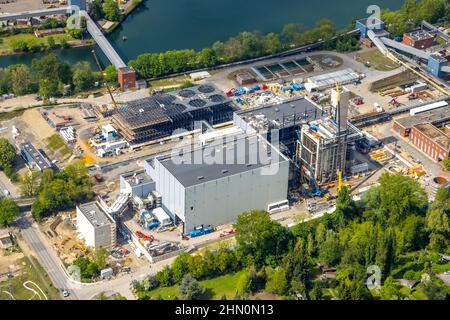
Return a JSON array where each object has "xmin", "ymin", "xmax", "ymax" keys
[
  {"xmin": 144, "ymin": 134, "xmax": 290, "ymax": 234},
  {"xmin": 119, "ymin": 170, "xmax": 155, "ymax": 198}
]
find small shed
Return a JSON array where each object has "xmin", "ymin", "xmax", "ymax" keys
[
  {"xmin": 236, "ymin": 72, "xmax": 256, "ymax": 86},
  {"xmin": 190, "ymin": 71, "xmax": 211, "ymax": 81},
  {"xmin": 0, "ymin": 230, "xmax": 13, "ymax": 249},
  {"xmin": 100, "ymin": 267, "xmax": 114, "ymax": 279}
]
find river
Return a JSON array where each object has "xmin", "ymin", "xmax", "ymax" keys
[{"xmin": 0, "ymin": 0, "xmax": 404, "ymax": 68}]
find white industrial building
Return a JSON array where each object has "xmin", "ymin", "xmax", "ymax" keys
[
  {"xmin": 76, "ymin": 202, "xmax": 117, "ymax": 250},
  {"xmin": 144, "ymin": 133, "xmax": 290, "ymax": 234}
]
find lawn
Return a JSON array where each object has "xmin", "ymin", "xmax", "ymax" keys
[
  {"xmin": 0, "ymin": 257, "xmax": 60, "ymax": 300},
  {"xmin": 144, "ymin": 270, "xmax": 246, "ymax": 300},
  {"xmin": 149, "ymin": 75, "xmax": 193, "ymax": 89},
  {"xmin": 356, "ymin": 49, "xmax": 399, "ymax": 71},
  {"xmin": 0, "ymin": 33, "xmax": 75, "ymax": 56},
  {"xmin": 47, "ymin": 133, "xmax": 71, "ymax": 157}
]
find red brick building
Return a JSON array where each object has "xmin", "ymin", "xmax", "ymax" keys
[
  {"xmin": 118, "ymin": 67, "xmax": 136, "ymax": 91},
  {"xmin": 409, "ymin": 123, "xmax": 450, "ymax": 162},
  {"xmin": 403, "ymin": 30, "xmax": 435, "ymax": 49}
]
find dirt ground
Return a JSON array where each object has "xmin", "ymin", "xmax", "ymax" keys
[
  {"xmin": 0, "ymin": 0, "xmax": 61, "ymax": 14},
  {"xmin": 21, "ymin": 108, "xmax": 54, "ymax": 140},
  {"xmin": 0, "ymin": 249, "xmax": 24, "ymax": 277}
]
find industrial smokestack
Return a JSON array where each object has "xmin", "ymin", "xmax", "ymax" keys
[{"xmin": 331, "ymin": 86, "xmax": 350, "ymax": 132}]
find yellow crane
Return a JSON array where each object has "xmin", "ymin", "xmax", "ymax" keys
[{"xmin": 335, "ymin": 80, "xmax": 344, "ymax": 192}]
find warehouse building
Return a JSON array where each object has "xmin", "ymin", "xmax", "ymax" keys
[
  {"xmin": 393, "ymin": 105, "xmax": 450, "ymax": 137},
  {"xmin": 76, "ymin": 202, "xmax": 117, "ymax": 250},
  {"xmin": 409, "ymin": 123, "xmax": 450, "ymax": 162},
  {"xmin": 403, "ymin": 30, "xmax": 435, "ymax": 49},
  {"xmin": 20, "ymin": 141, "xmax": 53, "ymax": 172},
  {"xmin": 305, "ymin": 68, "xmax": 362, "ymax": 92},
  {"xmin": 144, "ymin": 133, "xmax": 290, "ymax": 234},
  {"xmin": 112, "ymin": 84, "xmax": 237, "ymax": 144}
]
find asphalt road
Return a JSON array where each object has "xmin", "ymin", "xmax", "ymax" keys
[{"xmin": 17, "ymin": 216, "xmax": 78, "ymax": 300}]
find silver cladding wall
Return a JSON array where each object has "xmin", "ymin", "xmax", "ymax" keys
[{"xmin": 146, "ymin": 158, "xmax": 289, "ymax": 234}]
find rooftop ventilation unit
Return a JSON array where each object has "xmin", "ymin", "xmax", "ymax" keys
[
  {"xmin": 189, "ymin": 99, "xmax": 207, "ymax": 108},
  {"xmin": 178, "ymin": 89, "xmax": 196, "ymax": 98},
  {"xmin": 198, "ymin": 84, "xmax": 215, "ymax": 94},
  {"xmin": 209, "ymin": 94, "xmax": 226, "ymax": 103}
]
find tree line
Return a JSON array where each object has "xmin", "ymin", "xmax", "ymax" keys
[
  {"xmin": 19, "ymin": 160, "xmax": 95, "ymax": 221},
  {"xmin": 128, "ymin": 19, "xmax": 356, "ymax": 79},
  {"xmin": 381, "ymin": 0, "xmax": 450, "ymax": 37},
  {"xmin": 133, "ymin": 173, "xmax": 449, "ymax": 300},
  {"xmin": 0, "ymin": 53, "xmax": 116, "ymax": 98}
]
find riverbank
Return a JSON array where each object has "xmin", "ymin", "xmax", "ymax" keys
[
  {"xmin": 102, "ymin": 0, "xmax": 144, "ymax": 34},
  {"xmin": 0, "ymin": 32, "xmax": 95, "ymax": 58}
]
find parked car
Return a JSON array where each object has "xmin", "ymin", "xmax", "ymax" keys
[{"xmin": 61, "ymin": 289, "xmax": 70, "ymax": 298}]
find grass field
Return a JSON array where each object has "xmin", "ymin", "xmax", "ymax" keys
[
  {"xmin": 0, "ymin": 33, "xmax": 75, "ymax": 56},
  {"xmin": 370, "ymin": 71, "xmax": 417, "ymax": 92},
  {"xmin": 143, "ymin": 270, "xmax": 246, "ymax": 300},
  {"xmin": 356, "ymin": 49, "xmax": 399, "ymax": 71},
  {"xmin": 0, "ymin": 257, "xmax": 60, "ymax": 300},
  {"xmin": 47, "ymin": 133, "xmax": 71, "ymax": 156}
]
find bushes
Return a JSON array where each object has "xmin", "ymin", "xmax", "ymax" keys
[
  {"xmin": 31, "ymin": 161, "xmax": 94, "ymax": 221},
  {"xmin": 179, "ymin": 274, "xmax": 205, "ymax": 300}
]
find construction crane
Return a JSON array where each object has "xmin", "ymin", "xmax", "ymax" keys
[
  {"xmin": 91, "ymin": 49, "xmax": 119, "ymax": 111},
  {"xmin": 335, "ymin": 80, "xmax": 344, "ymax": 191}
]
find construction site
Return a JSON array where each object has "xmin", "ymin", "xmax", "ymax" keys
[{"xmin": 111, "ymin": 84, "xmax": 237, "ymax": 145}]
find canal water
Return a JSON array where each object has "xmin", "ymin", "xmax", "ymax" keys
[{"xmin": 0, "ymin": 0, "xmax": 404, "ymax": 68}]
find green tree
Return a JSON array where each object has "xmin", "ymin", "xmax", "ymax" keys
[
  {"xmin": 198, "ymin": 48, "xmax": 217, "ymax": 67},
  {"xmin": 362, "ymin": 174, "xmax": 428, "ymax": 225},
  {"xmin": 172, "ymin": 253, "xmax": 191, "ymax": 283},
  {"xmin": 179, "ymin": 274, "xmax": 205, "ymax": 300},
  {"xmin": 236, "ymin": 271, "xmax": 252, "ymax": 297},
  {"xmin": 11, "ymin": 65, "xmax": 35, "ymax": 96},
  {"xmin": 333, "ymin": 186, "xmax": 358, "ymax": 227},
  {"xmin": 0, "ymin": 138, "xmax": 16, "ymax": 170},
  {"xmin": 235, "ymin": 210, "xmax": 292, "ymax": 265},
  {"xmin": 419, "ymin": 280, "xmax": 447, "ymax": 300},
  {"xmin": 103, "ymin": 0, "xmax": 121, "ymax": 22},
  {"xmin": 103, "ymin": 65, "xmax": 118, "ymax": 85},
  {"xmin": 89, "ymin": 0, "xmax": 104, "ymax": 21},
  {"xmin": 309, "ymin": 281, "xmax": 324, "ymax": 300},
  {"xmin": 263, "ymin": 32, "xmax": 282, "ymax": 54},
  {"xmin": 47, "ymin": 36, "xmax": 56, "ymax": 49},
  {"xmin": 443, "ymin": 158, "xmax": 450, "ymax": 171},
  {"xmin": 72, "ymin": 61, "xmax": 95, "ymax": 92},
  {"xmin": 319, "ymin": 229, "xmax": 341, "ymax": 266},
  {"xmin": 283, "ymin": 238, "xmax": 313, "ymax": 283},
  {"xmin": 155, "ymin": 266, "xmax": 173, "ymax": 287},
  {"xmin": 265, "ymin": 267, "xmax": 289, "ymax": 296},
  {"xmin": 0, "ymin": 198, "xmax": 19, "ymax": 227},
  {"xmin": 20, "ymin": 170, "xmax": 42, "ymax": 197},
  {"xmin": 93, "ymin": 247, "xmax": 108, "ymax": 270}
]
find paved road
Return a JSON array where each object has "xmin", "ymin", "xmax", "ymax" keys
[{"xmin": 17, "ymin": 216, "xmax": 78, "ymax": 300}]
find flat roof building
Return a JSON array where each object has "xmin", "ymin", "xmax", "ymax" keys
[
  {"xmin": 403, "ymin": 30, "xmax": 435, "ymax": 49},
  {"xmin": 119, "ymin": 170, "xmax": 155, "ymax": 198},
  {"xmin": 76, "ymin": 202, "xmax": 117, "ymax": 250},
  {"xmin": 393, "ymin": 105, "xmax": 450, "ymax": 137},
  {"xmin": 306, "ymin": 68, "xmax": 362, "ymax": 91},
  {"xmin": 144, "ymin": 133, "xmax": 290, "ymax": 234},
  {"xmin": 409, "ymin": 123, "xmax": 450, "ymax": 162},
  {"xmin": 20, "ymin": 141, "xmax": 53, "ymax": 172},
  {"xmin": 234, "ymin": 96, "xmax": 326, "ymax": 155}
]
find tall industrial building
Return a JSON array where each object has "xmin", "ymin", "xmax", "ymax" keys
[
  {"xmin": 297, "ymin": 86, "xmax": 363, "ymax": 184},
  {"xmin": 144, "ymin": 133, "xmax": 290, "ymax": 234}
]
